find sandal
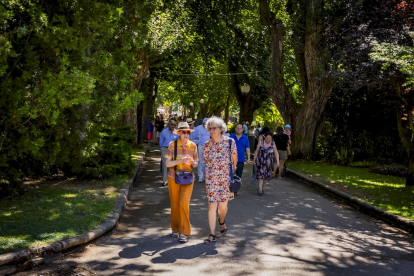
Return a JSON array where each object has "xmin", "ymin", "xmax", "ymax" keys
[
  {"xmin": 218, "ymin": 218, "xmax": 227, "ymax": 235},
  {"xmin": 203, "ymin": 234, "xmax": 216, "ymax": 244}
]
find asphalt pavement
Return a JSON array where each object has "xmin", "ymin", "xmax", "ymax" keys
[{"xmin": 16, "ymin": 148, "xmax": 414, "ymax": 276}]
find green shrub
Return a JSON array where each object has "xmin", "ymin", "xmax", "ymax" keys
[
  {"xmin": 371, "ymin": 164, "xmax": 408, "ymax": 177},
  {"xmin": 77, "ymin": 126, "xmax": 135, "ymax": 179}
]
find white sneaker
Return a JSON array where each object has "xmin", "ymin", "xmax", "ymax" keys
[
  {"xmin": 178, "ymin": 234, "xmax": 188, "ymax": 243},
  {"xmin": 171, "ymin": 231, "xmax": 179, "ymax": 238},
  {"xmin": 198, "ymin": 179, "xmax": 203, "ymax": 183}
]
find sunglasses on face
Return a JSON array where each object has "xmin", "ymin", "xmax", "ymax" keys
[
  {"xmin": 180, "ymin": 131, "xmax": 191, "ymax": 135},
  {"xmin": 170, "ymin": 123, "xmax": 176, "ymax": 126},
  {"xmin": 208, "ymin": 126, "xmax": 219, "ymax": 131}
]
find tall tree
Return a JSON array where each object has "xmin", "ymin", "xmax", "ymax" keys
[{"xmin": 260, "ymin": 0, "xmax": 332, "ymax": 158}]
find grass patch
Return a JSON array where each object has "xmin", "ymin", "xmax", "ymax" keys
[
  {"xmin": 0, "ymin": 147, "xmax": 143, "ymax": 255},
  {"xmin": 288, "ymin": 160, "xmax": 414, "ymax": 221}
]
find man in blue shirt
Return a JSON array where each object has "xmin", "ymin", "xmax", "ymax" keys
[
  {"xmin": 159, "ymin": 119, "xmax": 179, "ymax": 186},
  {"xmin": 230, "ymin": 123, "xmax": 251, "ymax": 194},
  {"xmin": 193, "ymin": 118, "xmax": 211, "ymax": 183}
]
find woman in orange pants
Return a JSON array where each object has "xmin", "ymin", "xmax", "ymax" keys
[{"xmin": 165, "ymin": 122, "xmax": 198, "ymax": 243}]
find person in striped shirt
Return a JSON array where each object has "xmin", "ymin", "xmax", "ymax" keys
[{"xmin": 165, "ymin": 122, "xmax": 198, "ymax": 243}]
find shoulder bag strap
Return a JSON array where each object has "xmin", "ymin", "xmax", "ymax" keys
[
  {"xmin": 174, "ymin": 140, "xmax": 177, "ymax": 172},
  {"xmin": 229, "ymin": 139, "xmax": 234, "ymax": 180}
]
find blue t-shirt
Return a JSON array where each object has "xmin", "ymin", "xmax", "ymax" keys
[
  {"xmin": 148, "ymin": 122, "xmax": 154, "ymax": 132},
  {"xmin": 230, "ymin": 133, "xmax": 250, "ymax": 162}
]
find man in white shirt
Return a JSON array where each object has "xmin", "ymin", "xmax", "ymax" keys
[{"xmin": 193, "ymin": 118, "xmax": 211, "ymax": 182}]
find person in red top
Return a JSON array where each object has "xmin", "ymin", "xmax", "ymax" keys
[{"xmin": 165, "ymin": 122, "xmax": 198, "ymax": 243}]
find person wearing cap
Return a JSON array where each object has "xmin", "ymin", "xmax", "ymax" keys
[
  {"xmin": 284, "ymin": 124, "xmax": 292, "ymax": 139},
  {"xmin": 193, "ymin": 118, "xmax": 211, "ymax": 183},
  {"xmin": 159, "ymin": 119, "xmax": 179, "ymax": 186},
  {"xmin": 165, "ymin": 122, "xmax": 198, "ymax": 243}
]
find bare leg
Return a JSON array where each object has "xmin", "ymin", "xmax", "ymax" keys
[
  {"xmin": 217, "ymin": 201, "xmax": 228, "ymax": 232},
  {"xmin": 258, "ymin": 179, "xmax": 263, "ymax": 192},
  {"xmin": 207, "ymin": 202, "xmax": 218, "ymax": 235},
  {"xmin": 278, "ymin": 159, "xmax": 286, "ymax": 179},
  {"xmin": 262, "ymin": 180, "xmax": 267, "ymax": 192}
]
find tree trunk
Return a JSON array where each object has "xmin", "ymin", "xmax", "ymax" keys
[
  {"xmin": 224, "ymin": 93, "xmax": 231, "ymax": 124},
  {"xmin": 229, "ymin": 72, "xmax": 256, "ymax": 123},
  {"xmin": 396, "ymin": 101, "xmax": 414, "ymax": 186},
  {"xmin": 141, "ymin": 75, "xmax": 155, "ymax": 144},
  {"xmin": 265, "ymin": 0, "xmax": 332, "ymax": 158}
]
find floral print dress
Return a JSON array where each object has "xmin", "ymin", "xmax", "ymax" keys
[
  {"xmin": 203, "ymin": 136, "xmax": 237, "ymax": 203},
  {"xmin": 255, "ymin": 140, "xmax": 275, "ymax": 180}
]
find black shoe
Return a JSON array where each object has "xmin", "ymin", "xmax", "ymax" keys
[
  {"xmin": 234, "ymin": 192, "xmax": 239, "ymax": 196},
  {"xmin": 161, "ymin": 182, "xmax": 168, "ymax": 187}
]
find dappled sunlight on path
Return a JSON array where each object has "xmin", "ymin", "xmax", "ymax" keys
[{"xmin": 17, "ymin": 147, "xmax": 414, "ymax": 276}]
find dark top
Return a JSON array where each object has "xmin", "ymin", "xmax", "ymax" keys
[
  {"xmin": 148, "ymin": 122, "xmax": 154, "ymax": 132},
  {"xmin": 273, "ymin": 134, "xmax": 289, "ymax": 151},
  {"xmin": 194, "ymin": 118, "xmax": 202, "ymax": 127},
  {"xmin": 155, "ymin": 120, "xmax": 165, "ymax": 132}
]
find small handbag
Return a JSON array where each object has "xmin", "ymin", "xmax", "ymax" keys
[
  {"xmin": 229, "ymin": 139, "xmax": 242, "ymax": 193},
  {"xmin": 173, "ymin": 140, "xmax": 193, "ymax": 185}
]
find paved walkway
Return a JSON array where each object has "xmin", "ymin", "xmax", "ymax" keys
[{"xmin": 18, "ymin": 148, "xmax": 414, "ymax": 275}]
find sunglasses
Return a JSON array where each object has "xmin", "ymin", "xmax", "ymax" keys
[
  {"xmin": 170, "ymin": 123, "xmax": 177, "ymax": 126},
  {"xmin": 180, "ymin": 131, "xmax": 191, "ymax": 135},
  {"xmin": 208, "ymin": 127, "xmax": 219, "ymax": 131}
]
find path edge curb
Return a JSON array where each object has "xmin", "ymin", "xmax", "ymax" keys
[
  {"xmin": 287, "ymin": 169, "xmax": 414, "ymax": 234},
  {"xmin": 0, "ymin": 146, "xmax": 148, "ymax": 274}
]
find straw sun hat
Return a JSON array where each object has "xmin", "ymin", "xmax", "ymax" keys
[{"xmin": 173, "ymin": 122, "xmax": 195, "ymax": 134}]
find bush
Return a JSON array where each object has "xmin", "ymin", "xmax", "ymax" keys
[
  {"xmin": 371, "ymin": 164, "xmax": 408, "ymax": 177},
  {"xmin": 77, "ymin": 126, "xmax": 135, "ymax": 179}
]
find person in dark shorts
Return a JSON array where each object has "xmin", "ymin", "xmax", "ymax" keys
[{"xmin": 273, "ymin": 126, "xmax": 291, "ymax": 179}]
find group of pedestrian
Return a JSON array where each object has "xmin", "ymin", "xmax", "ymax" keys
[{"xmin": 159, "ymin": 115, "xmax": 292, "ymax": 244}]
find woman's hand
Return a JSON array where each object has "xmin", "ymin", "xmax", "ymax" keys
[{"xmin": 181, "ymin": 155, "xmax": 194, "ymax": 165}]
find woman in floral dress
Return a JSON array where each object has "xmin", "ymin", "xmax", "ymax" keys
[
  {"xmin": 253, "ymin": 132, "xmax": 279, "ymax": 196},
  {"xmin": 203, "ymin": 117, "xmax": 237, "ymax": 244}
]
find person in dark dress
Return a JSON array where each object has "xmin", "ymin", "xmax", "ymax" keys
[{"xmin": 273, "ymin": 126, "xmax": 291, "ymax": 179}]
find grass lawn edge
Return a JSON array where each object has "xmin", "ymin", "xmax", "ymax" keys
[
  {"xmin": 287, "ymin": 168, "xmax": 414, "ymax": 234},
  {"xmin": 0, "ymin": 146, "xmax": 148, "ymax": 269}
]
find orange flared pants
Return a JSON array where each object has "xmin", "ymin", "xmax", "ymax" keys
[{"xmin": 168, "ymin": 176, "xmax": 194, "ymax": 236}]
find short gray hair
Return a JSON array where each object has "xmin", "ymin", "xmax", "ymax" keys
[{"xmin": 205, "ymin": 116, "xmax": 227, "ymax": 134}]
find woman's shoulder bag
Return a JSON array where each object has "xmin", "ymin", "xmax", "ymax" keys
[
  {"xmin": 229, "ymin": 139, "xmax": 242, "ymax": 193},
  {"xmin": 173, "ymin": 140, "xmax": 193, "ymax": 185}
]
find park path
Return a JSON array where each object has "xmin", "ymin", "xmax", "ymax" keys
[{"xmin": 18, "ymin": 148, "xmax": 414, "ymax": 276}]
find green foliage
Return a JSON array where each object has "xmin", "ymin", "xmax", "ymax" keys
[
  {"xmin": 78, "ymin": 127, "xmax": 135, "ymax": 179},
  {"xmin": 254, "ymin": 101, "xmax": 285, "ymax": 132},
  {"xmin": 334, "ymin": 147, "xmax": 353, "ymax": 166},
  {"xmin": 0, "ymin": 1, "xmax": 149, "ymax": 192},
  {"xmin": 370, "ymin": 33, "xmax": 414, "ymax": 87},
  {"xmin": 318, "ymin": 87, "xmax": 406, "ymax": 164}
]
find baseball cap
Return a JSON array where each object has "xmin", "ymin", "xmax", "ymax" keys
[{"xmin": 285, "ymin": 124, "xmax": 291, "ymax": 130}]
